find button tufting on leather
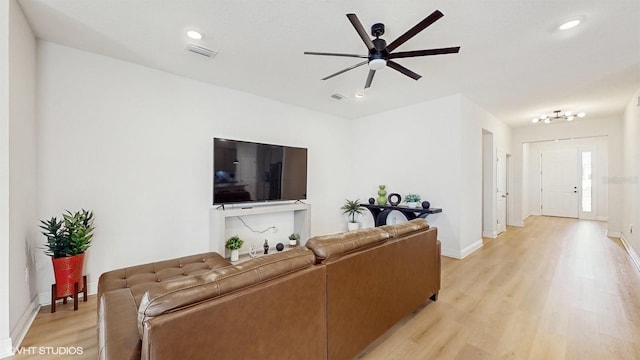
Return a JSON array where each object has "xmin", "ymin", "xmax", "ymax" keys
[{"xmin": 179, "ymin": 264, "xmax": 183, "ymax": 268}]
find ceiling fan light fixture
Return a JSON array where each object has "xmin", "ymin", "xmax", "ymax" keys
[
  {"xmin": 566, "ymin": 116, "xmax": 574, "ymax": 121},
  {"xmin": 577, "ymin": 112, "xmax": 586, "ymax": 117},
  {"xmin": 544, "ymin": 118, "xmax": 552, "ymax": 124},
  {"xmin": 368, "ymin": 58, "xmax": 387, "ymax": 70},
  {"xmin": 532, "ymin": 118, "xmax": 540, "ymax": 123}
]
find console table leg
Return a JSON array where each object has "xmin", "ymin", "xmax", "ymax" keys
[{"xmin": 430, "ymin": 292, "xmax": 439, "ymax": 301}]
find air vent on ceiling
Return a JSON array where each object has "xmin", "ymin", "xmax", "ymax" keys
[
  {"xmin": 185, "ymin": 43, "xmax": 217, "ymax": 58},
  {"xmin": 330, "ymin": 93, "xmax": 345, "ymax": 100}
]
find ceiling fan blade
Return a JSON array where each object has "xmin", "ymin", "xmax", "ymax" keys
[
  {"xmin": 304, "ymin": 51, "xmax": 368, "ymax": 58},
  {"xmin": 390, "ymin": 46, "xmax": 460, "ymax": 59},
  {"xmin": 387, "ymin": 61, "xmax": 421, "ymax": 80},
  {"xmin": 364, "ymin": 70, "xmax": 376, "ymax": 88},
  {"xmin": 347, "ymin": 14, "xmax": 375, "ymax": 50},
  {"xmin": 386, "ymin": 10, "xmax": 444, "ymax": 52},
  {"xmin": 321, "ymin": 60, "xmax": 368, "ymax": 80}
]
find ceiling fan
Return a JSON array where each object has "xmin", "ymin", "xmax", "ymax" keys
[{"xmin": 304, "ymin": 10, "xmax": 460, "ymax": 89}]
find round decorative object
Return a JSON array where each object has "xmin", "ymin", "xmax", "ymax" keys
[
  {"xmin": 376, "ymin": 185, "xmax": 388, "ymax": 206},
  {"xmin": 421, "ymin": 201, "xmax": 431, "ymax": 209},
  {"xmin": 387, "ymin": 193, "xmax": 401, "ymax": 206},
  {"xmin": 368, "ymin": 197, "xmax": 375, "ymax": 205},
  {"xmin": 276, "ymin": 243, "xmax": 284, "ymax": 251}
]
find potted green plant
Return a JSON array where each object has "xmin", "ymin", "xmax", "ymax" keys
[
  {"xmin": 40, "ymin": 209, "xmax": 95, "ymax": 301},
  {"xmin": 405, "ymin": 194, "xmax": 421, "ymax": 208},
  {"xmin": 288, "ymin": 233, "xmax": 300, "ymax": 247},
  {"xmin": 225, "ymin": 235, "xmax": 244, "ymax": 261},
  {"xmin": 341, "ymin": 199, "xmax": 365, "ymax": 231}
]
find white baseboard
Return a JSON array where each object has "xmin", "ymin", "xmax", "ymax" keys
[
  {"xmin": 482, "ymin": 230, "xmax": 497, "ymax": 239},
  {"xmin": 597, "ymin": 216, "xmax": 608, "ymax": 222},
  {"xmin": 441, "ymin": 247, "xmax": 462, "ymax": 259},
  {"xmin": 0, "ymin": 337, "xmax": 13, "ymax": 359},
  {"xmin": 10, "ymin": 295, "xmax": 40, "ymax": 351},
  {"xmin": 38, "ymin": 281, "xmax": 98, "ymax": 306},
  {"xmin": 620, "ymin": 234, "xmax": 640, "ymax": 273},
  {"xmin": 442, "ymin": 239, "xmax": 484, "ymax": 260},
  {"xmin": 460, "ymin": 239, "xmax": 483, "ymax": 259},
  {"xmin": 607, "ymin": 231, "xmax": 621, "ymax": 238}
]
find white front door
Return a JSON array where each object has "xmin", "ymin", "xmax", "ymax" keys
[
  {"xmin": 496, "ymin": 150, "xmax": 507, "ymax": 234},
  {"xmin": 541, "ymin": 149, "xmax": 578, "ymax": 218}
]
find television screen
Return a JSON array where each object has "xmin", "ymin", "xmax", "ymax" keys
[{"xmin": 213, "ymin": 138, "xmax": 308, "ymax": 205}]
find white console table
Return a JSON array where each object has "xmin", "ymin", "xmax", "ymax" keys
[{"xmin": 209, "ymin": 203, "xmax": 311, "ymax": 257}]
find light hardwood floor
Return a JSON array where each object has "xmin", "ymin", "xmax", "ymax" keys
[{"xmin": 9, "ymin": 216, "xmax": 640, "ymax": 359}]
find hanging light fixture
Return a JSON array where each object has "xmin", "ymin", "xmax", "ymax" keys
[{"xmin": 531, "ymin": 110, "xmax": 586, "ymax": 124}]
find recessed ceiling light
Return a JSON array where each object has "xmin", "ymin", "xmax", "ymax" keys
[
  {"xmin": 355, "ymin": 92, "xmax": 365, "ymax": 98},
  {"xmin": 187, "ymin": 30, "xmax": 203, "ymax": 40},
  {"xmin": 559, "ymin": 19, "xmax": 581, "ymax": 31}
]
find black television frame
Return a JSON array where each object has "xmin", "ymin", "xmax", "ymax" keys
[{"xmin": 213, "ymin": 138, "xmax": 308, "ymax": 205}]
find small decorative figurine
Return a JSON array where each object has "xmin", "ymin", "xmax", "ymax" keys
[
  {"xmin": 263, "ymin": 239, "xmax": 269, "ymax": 254},
  {"xmin": 368, "ymin": 197, "xmax": 375, "ymax": 205},
  {"xmin": 276, "ymin": 243, "xmax": 284, "ymax": 251},
  {"xmin": 249, "ymin": 244, "xmax": 258, "ymax": 258}
]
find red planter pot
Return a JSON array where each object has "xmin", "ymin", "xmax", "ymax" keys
[{"xmin": 52, "ymin": 253, "xmax": 85, "ymax": 298}]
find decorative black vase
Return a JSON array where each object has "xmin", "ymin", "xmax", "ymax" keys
[
  {"xmin": 388, "ymin": 193, "xmax": 401, "ymax": 206},
  {"xmin": 368, "ymin": 197, "xmax": 375, "ymax": 205},
  {"xmin": 276, "ymin": 243, "xmax": 284, "ymax": 251},
  {"xmin": 263, "ymin": 239, "xmax": 269, "ymax": 254},
  {"xmin": 421, "ymin": 201, "xmax": 431, "ymax": 209}
]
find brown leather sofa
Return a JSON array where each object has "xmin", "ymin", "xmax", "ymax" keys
[{"xmin": 97, "ymin": 219, "xmax": 440, "ymax": 360}]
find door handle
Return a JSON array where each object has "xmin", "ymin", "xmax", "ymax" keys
[{"xmin": 501, "ymin": 195, "xmax": 507, "ymax": 198}]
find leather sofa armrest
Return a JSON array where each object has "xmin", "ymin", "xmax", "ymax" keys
[{"xmin": 99, "ymin": 288, "xmax": 142, "ymax": 360}]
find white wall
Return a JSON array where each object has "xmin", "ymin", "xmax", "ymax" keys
[
  {"xmin": 7, "ymin": 0, "xmax": 38, "ymax": 352},
  {"xmin": 512, "ymin": 117, "xmax": 623, "ymax": 234},
  {"xmin": 36, "ymin": 42, "xmax": 351, "ymax": 299},
  {"xmin": 622, "ymin": 89, "xmax": 640, "ymax": 265},
  {"xmin": 524, "ymin": 137, "xmax": 608, "ymax": 220},
  {"xmin": 0, "ymin": 1, "xmax": 38, "ymax": 357},
  {"xmin": 349, "ymin": 94, "xmax": 511, "ymax": 259},
  {"xmin": 465, "ymin": 97, "xmax": 512, "ymax": 240},
  {"xmin": 0, "ymin": 0, "xmax": 12, "ymax": 356}
]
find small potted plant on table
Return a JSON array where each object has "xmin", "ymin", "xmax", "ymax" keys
[
  {"xmin": 405, "ymin": 194, "xmax": 422, "ymax": 208},
  {"xmin": 40, "ymin": 209, "xmax": 94, "ymax": 312},
  {"xmin": 225, "ymin": 235, "xmax": 244, "ymax": 262},
  {"xmin": 341, "ymin": 199, "xmax": 365, "ymax": 231},
  {"xmin": 288, "ymin": 233, "xmax": 300, "ymax": 247}
]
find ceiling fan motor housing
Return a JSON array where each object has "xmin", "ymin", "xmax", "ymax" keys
[{"xmin": 371, "ymin": 22, "xmax": 385, "ymax": 37}]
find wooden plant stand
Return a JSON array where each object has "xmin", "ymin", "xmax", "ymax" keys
[{"xmin": 51, "ymin": 275, "xmax": 87, "ymax": 313}]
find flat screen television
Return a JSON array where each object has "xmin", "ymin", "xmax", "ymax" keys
[{"xmin": 213, "ymin": 138, "xmax": 308, "ymax": 205}]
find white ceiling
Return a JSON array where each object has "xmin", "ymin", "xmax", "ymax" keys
[{"xmin": 17, "ymin": 0, "xmax": 640, "ymax": 127}]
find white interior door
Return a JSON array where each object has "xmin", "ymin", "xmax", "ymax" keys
[
  {"xmin": 496, "ymin": 150, "xmax": 507, "ymax": 234},
  {"xmin": 541, "ymin": 149, "xmax": 578, "ymax": 218}
]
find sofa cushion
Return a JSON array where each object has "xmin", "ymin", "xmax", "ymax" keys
[
  {"xmin": 137, "ymin": 247, "xmax": 315, "ymax": 337},
  {"xmin": 305, "ymin": 228, "xmax": 389, "ymax": 261},
  {"xmin": 98, "ymin": 252, "xmax": 232, "ymax": 307},
  {"xmin": 379, "ymin": 218, "xmax": 429, "ymax": 238}
]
